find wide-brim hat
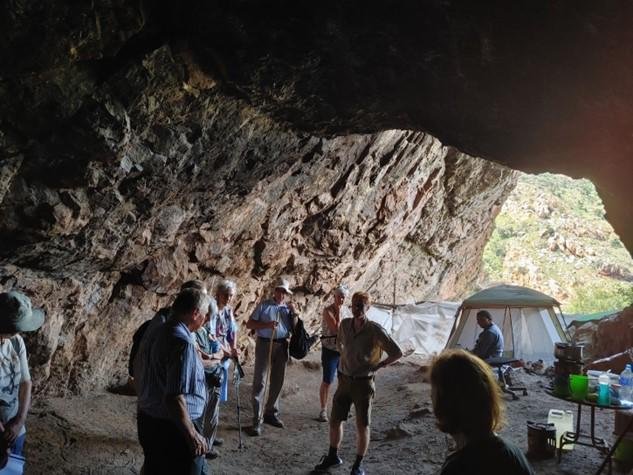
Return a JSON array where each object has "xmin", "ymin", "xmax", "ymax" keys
[
  {"xmin": 0, "ymin": 291, "xmax": 45, "ymax": 333},
  {"xmin": 274, "ymin": 278, "xmax": 293, "ymax": 295}
]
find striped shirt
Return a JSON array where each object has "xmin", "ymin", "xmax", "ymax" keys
[
  {"xmin": 138, "ymin": 320, "xmax": 207, "ymax": 420},
  {"xmin": 250, "ymin": 299, "xmax": 294, "ymax": 339}
]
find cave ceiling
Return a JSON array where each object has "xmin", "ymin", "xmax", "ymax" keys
[{"xmin": 2, "ymin": 0, "xmax": 632, "ymax": 250}]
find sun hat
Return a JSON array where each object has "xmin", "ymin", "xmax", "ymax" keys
[
  {"xmin": 0, "ymin": 291, "xmax": 45, "ymax": 333},
  {"xmin": 334, "ymin": 284, "xmax": 350, "ymax": 296},
  {"xmin": 274, "ymin": 278, "xmax": 293, "ymax": 295}
]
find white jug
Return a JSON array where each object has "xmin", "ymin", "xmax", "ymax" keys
[{"xmin": 548, "ymin": 409, "xmax": 574, "ymax": 450}]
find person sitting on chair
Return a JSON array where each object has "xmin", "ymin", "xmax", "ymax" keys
[{"xmin": 472, "ymin": 310, "xmax": 504, "ymax": 360}]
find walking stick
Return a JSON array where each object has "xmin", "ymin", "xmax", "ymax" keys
[
  {"xmin": 260, "ymin": 323, "xmax": 277, "ymax": 423},
  {"xmin": 233, "ymin": 357, "xmax": 245, "ymax": 450}
]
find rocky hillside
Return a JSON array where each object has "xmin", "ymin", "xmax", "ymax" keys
[{"xmin": 483, "ymin": 173, "xmax": 633, "ymax": 313}]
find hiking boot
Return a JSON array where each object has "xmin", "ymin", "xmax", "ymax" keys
[
  {"xmin": 314, "ymin": 454, "xmax": 343, "ymax": 472},
  {"xmin": 205, "ymin": 448, "xmax": 219, "ymax": 460},
  {"xmin": 247, "ymin": 424, "xmax": 262, "ymax": 436},
  {"xmin": 350, "ymin": 466, "xmax": 365, "ymax": 475},
  {"xmin": 212, "ymin": 437, "xmax": 224, "ymax": 446},
  {"xmin": 263, "ymin": 414, "xmax": 285, "ymax": 428},
  {"xmin": 318, "ymin": 409, "xmax": 328, "ymax": 422}
]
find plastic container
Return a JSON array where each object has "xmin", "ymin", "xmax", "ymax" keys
[
  {"xmin": 1, "ymin": 453, "xmax": 25, "ymax": 475},
  {"xmin": 588, "ymin": 370, "xmax": 620, "ymax": 385},
  {"xmin": 620, "ymin": 364, "xmax": 633, "ymax": 404},
  {"xmin": 569, "ymin": 374, "xmax": 589, "ymax": 401},
  {"xmin": 599, "ymin": 373, "xmax": 612, "ymax": 406},
  {"xmin": 548, "ymin": 409, "xmax": 574, "ymax": 450}
]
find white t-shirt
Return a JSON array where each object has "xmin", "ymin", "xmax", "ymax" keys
[{"xmin": 0, "ymin": 335, "xmax": 30, "ymax": 436}]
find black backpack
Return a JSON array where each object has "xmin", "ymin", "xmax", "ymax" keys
[
  {"xmin": 289, "ymin": 318, "xmax": 318, "ymax": 360},
  {"xmin": 128, "ymin": 319, "xmax": 151, "ymax": 377}
]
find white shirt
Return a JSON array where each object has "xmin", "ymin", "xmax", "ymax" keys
[{"xmin": 0, "ymin": 335, "xmax": 30, "ymax": 436}]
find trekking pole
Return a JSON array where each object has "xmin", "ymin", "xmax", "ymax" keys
[
  {"xmin": 233, "ymin": 357, "xmax": 245, "ymax": 450},
  {"xmin": 260, "ymin": 305, "xmax": 281, "ymax": 425},
  {"xmin": 261, "ymin": 323, "xmax": 277, "ymax": 423}
]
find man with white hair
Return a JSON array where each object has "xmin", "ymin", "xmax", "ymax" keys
[
  {"xmin": 198, "ymin": 279, "xmax": 240, "ymax": 456},
  {"xmin": 208, "ymin": 280, "xmax": 239, "ymax": 360},
  {"xmin": 246, "ymin": 278, "xmax": 298, "ymax": 436}
]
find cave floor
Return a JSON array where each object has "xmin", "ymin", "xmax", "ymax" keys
[{"xmin": 26, "ymin": 353, "xmax": 614, "ymax": 474}]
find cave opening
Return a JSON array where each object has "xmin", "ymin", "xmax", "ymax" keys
[{"xmin": 481, "ymin": 172, "xmax": 633, "ymax": 316}]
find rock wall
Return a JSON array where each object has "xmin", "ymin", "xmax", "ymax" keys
[
  {"xmin": 0, "ymin": 45, "xmax": 516, "ymax": 395},
  {"xmin": 572, "ymin": 306, "xmax": 633, "ymax": 365}
]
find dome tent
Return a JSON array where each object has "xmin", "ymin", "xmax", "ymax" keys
[{"xmin": 445, "ymin": 285, "xmax": 570, "ymax": 363}]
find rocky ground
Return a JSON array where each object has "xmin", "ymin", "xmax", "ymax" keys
[{"xmin": 24, "ymin": 352, "xmax": 621, "ymax": 474}]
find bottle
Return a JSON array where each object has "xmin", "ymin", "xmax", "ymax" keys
[
  {"xmin": 620, "ymin": 364, "xmax": 633, "ymax": 404},
  {"xmin": 598, "ymin": 372, "xmax": 611, "ymax": 406}
]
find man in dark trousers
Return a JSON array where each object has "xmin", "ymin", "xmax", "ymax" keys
[
  {"xmin": 472, "ymin": 310, "xmax": 504, "ymax": 360},
  {"xmin": 136, "ymin": 288, "xmax": 210, "ymax": 474},
  {"xmin": 314, "ymin": 291, "xmax": 402, "ymax": 475}
]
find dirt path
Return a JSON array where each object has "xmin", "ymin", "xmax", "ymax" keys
[{"xmin": 25, "ymin": 353, "xmax": 618, "ymax": 474}]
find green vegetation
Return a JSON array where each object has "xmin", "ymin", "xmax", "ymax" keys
[
  {"xmin": 482, "ymin": 173, "xmax": 633, "ymax": 314},
  {"xmin": 566, "ymin": 282, "xmax": 633, "ymax": 314}
]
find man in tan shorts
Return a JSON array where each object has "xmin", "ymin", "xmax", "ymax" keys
[{"xmin": 314, "ymin": 291, "xmax": 402, "ymax": 475}]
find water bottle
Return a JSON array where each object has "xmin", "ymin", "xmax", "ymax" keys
[
  {"xmin": 598, "ymin": 373, "xmax": 611, "ymax": 406},
  {"xmin": 620, "ymin": 364, "xmax": 633, "ymax": 403}
]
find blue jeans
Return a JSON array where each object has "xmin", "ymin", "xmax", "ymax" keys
[
  {"xmin": 12, "ymin": 433, "xmax": 25, "ymax": 456},
  {"xmin": 321, "ymin": 348, "xmax": 340, "ymax": 384}
]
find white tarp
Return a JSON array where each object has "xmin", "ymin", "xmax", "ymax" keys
[{"xmin": 367, "ymin": 301, "xmax": 460, "ymax": 356}]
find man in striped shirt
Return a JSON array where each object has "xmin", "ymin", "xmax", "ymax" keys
[{"xmin": 137, "ymin": 288, "xmax": 210, "ymax": 475}]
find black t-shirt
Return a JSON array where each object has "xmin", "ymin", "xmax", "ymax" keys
[{"xmin": 440, "ymin": 434, "xmax": 535, "ymax": 475}]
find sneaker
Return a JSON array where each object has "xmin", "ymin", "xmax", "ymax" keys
[
  {"xmin": 247, "ymin": 424, "xmax": 261, "ymax": 436},
  {"xmin": 350, "ymin": 466, "xmax": 365, "ymax": 475},
  {"xmin": 205, "ymin": 448, "xmax": 219, "ymax": 460},
  {"xmin": 263, "ymin": 414, "xmax": 285, "ymax": 428},
  {"xmin": 314, "ymin": 454, "xmax": 343, "ymax": 472},
  {"xmin": 212, "ymin": 437, "xmax": 224, "ymax": 446},
  {"xmin": 318, "ymin": 409, "xmax": 328, "ymax": 422}
]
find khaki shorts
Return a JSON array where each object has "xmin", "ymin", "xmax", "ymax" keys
[{"xmin": 330, "ymin": 373, "xmax": 375, "ymax": 427}]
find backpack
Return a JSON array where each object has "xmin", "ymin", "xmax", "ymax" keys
[
  {"xmin": 289, "ymin": 318, "xmax": 318, "ymax": 360},
  {"xmin": 128, "ymin": 319, "xmax": 152, "ymax": 377}
]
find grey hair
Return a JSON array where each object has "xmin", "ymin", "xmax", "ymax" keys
[
  {"xmin": 172, "ymin": 288, "xmax": 210, "ymax": 318},
  {"xmin": 216, "ymin": 279, "xmax": 237, "ymax": 295},
  {"xmin": 334, "ymin": 284, "xmax": 350, "ymax": 297}
]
